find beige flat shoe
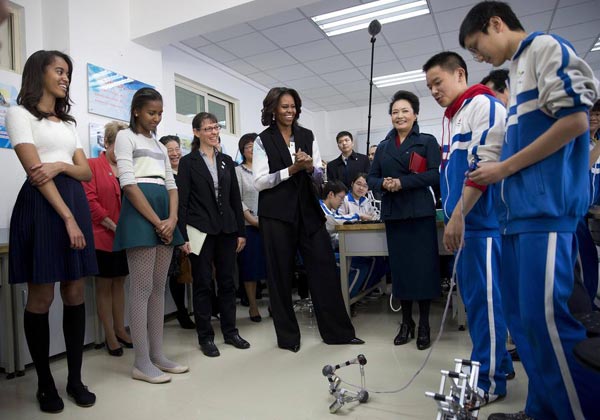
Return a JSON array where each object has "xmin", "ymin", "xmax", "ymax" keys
[
  {"xmin": 154, "ymin": 363, "xmax": 189, "ymax": 374},
  {"xmin": 132, "ymin": 367, "xmax": 171, "ymax": 384}
]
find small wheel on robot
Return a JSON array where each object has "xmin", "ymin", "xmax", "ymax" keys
[{"xmin": 358, "ymin": 389, "xmax": 369, "ymax": 403}]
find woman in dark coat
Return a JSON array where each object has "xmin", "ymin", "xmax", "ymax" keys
[
  {"xmin": 253, "ymin": 87, "xmax": 363, "ymax": 352},
  {"xmin": 367, "ymin": 90, "xmax": 441, "ymax": 350}
]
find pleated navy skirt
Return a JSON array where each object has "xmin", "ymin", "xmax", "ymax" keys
[{"xmin": 9, "ymin": 174, "xmax": 98, "ymax": 284}]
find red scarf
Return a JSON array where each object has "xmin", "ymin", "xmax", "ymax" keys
[{"xmin": 444, "ymin": 84, "xmax": 495, "ymax": 120}]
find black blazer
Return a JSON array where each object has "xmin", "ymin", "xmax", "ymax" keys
[
  {"xmin": 177, "ymin": 149, "xmax": 245, "ymax": 240},
  {"xmin": 257, "ymin": 124, "xmax": 325, "ymax": 236},
  {"xmin": 367, "ymin": 124, "xmax": 440, "ymax": 221},
  {"xmin": 327, "ymin": 151, "xmax": 370, "ymax": 188}
]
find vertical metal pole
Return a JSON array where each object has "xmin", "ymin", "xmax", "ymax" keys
[{"xmin": 366, "ymin": 35, "xmax": 377, "ymax": 155}]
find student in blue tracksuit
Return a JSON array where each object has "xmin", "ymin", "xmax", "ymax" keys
[
  {"xmin": 423, "ymin": 51, "xmax": 514, "ymax": 407},
  {"xmin": 460, "ymin": 2, "xmax": 600, "ymax": 419}
]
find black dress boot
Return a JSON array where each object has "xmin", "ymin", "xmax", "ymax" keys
[{"xmin": 416, "ymin": 326, "xmax": 431, "ymax": 350}]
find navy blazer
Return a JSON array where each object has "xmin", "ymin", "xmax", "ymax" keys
[
  {"xmin": 327, "ymin": 151, "xmax": 370, "ymax": 188},
  {"xmin": 367, "ymin": 124, "xmax": 440, "ymax": 221},
  {"xmin": 176, "ymin": 149, "xmax": 245, "ymax": 240}
]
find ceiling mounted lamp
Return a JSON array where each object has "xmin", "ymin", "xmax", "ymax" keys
[
  {"xmin": 373, "ymin": 69, "xmax": 426, "ymax": 88},
  {"xmin": 311, "ymin": 0, "xmax": 430, "ymax": 37}
]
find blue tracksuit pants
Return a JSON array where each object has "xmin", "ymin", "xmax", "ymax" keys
[
  {"xmin": 456, "ymin": 234, "xmax": 513, "ymax": 396},
  {"xmin": 501, "ymin": 232, "xmax": 600, "ymax": 420}
]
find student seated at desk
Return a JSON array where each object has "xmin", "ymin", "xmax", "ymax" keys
[
  {"xmin": 320, "ymin": 181, "xmax": 388, "ymax": 299},
  {"xmin": 319, "ymin": 181, "xmax": 360, "ymax": 248},
  {"xmin": 339, "ymin": 173, "xmax": 379, "ymax": 221}
]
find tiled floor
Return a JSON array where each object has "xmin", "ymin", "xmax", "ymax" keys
[{"xmin": 0, "ymin": 294, "xmax": 527, "ymax": 419}]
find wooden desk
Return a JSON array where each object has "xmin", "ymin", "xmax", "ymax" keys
[
  {"xmin": 336, "ymin": 222, "xmax": 465, "ymax": 327},
  {"xmin": 0, "ymin": 228, "xmax": 16, "ymax": 378}
]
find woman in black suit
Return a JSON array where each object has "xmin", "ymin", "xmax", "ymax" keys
[
  {"xmin": 253, "ymin": 87, "xmax": 363, "ymax": 352},
  {"xmin": 177, "ymin": 112, "xmax": 249, "ymax": 358},
  {"xmin": 367, "ymin": 90, "xmax": 441, "ymax": 350}
]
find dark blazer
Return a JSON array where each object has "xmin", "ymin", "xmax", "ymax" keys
[
  {"xmin": 367, "ymin": 124, "xmax": 440, "ymax": 221},
  {"xmin": 257, "ymin": 124, "xmax": 325, "ymax": 236},
  {"xmin": 177, "ymin": 149, "xmax": 245, "ymax": 240},
  {"xmin": 327, "ymin": 151, "xmax": 370, "ymax": 188}
]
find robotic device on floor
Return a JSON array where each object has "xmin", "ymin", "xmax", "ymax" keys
[
  {"xmin": 425, "ymin": 358, "xmax": 483, "ymax": 420},
  {"xmin": 322, "ymin": 354, "xmax": 369, "ymax": 413}
]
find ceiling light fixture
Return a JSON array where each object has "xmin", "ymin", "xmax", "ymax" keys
[
  {"xmin": 373, "ymin": 69, "xmax": 426, "ymax": 88},
  {"xmin": 591, "ymin": 37, "xmax": 600, "ymax": 52},
  {"xmin": 311, "ymin": 0, "xmax": 430, "ymax": 37}
]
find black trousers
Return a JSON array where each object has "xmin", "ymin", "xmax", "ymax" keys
[
  {"xmin": 189, "ymin": 233, "xmax": 238, "ymax": 343},
  {"xmin": 260, "ymin": 217, "xmax": 356, "ymax": 347}
]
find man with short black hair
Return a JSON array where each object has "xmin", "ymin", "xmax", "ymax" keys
[{"xmin": 327, "ymin": 131, "xmax": 370, "ymax": 188}]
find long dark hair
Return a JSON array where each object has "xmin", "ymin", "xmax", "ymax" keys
[
  {"xmin": 260, "ymin": 87, "xmax": 302, "ymax": 127},
  {"xmin": 17, "ymin": 50, "xmax": 75, "ymax": 124},
  {"xmin": 191, "ymin": 112, "xmax": 218, "ymax": 152},
  {"xmin": 129, "ymin": 87, "xmax": 162, "ymax": 134}
]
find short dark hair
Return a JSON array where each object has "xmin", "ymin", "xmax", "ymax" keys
[
  {"xmin": 389, "ymin": 90, "xmax": 420, "ymax": 115},
  {"xmin": 130, "ymin": 87, "xmax": 162, "ymax": 134},
  {"xmin": 422, "ymin": 51, "xmax": 469, "ymax": 83},
  {"xmin": 459, "ymin": 1, "xmax": 524, "ymax": 48},
  {"xmin": 261, "ymin": 87, "xmax": 302, "ymax": 126},
  {"xmin": 592, "ymin": 100, "xmax": 600, "ymax": 113},
  {"xmin": 351, "ymin": 172, "xmax": 368, "ymax": 185},
  {"xmin": 238, "ymin": 132, "xmax": 258, "ymax": 163},
  {"xmin": 480, "ymin": 69, "xmax": 509, "ymax": 93},
  {"xmin": 322, "ymin": 180, "xmax": 347, "ymax": 199},
  {"xmin": 336, "ymin": 131, "xmax": 353, "ymax": 143},
  {"xmin": 18, "ymin": 50, "xmax": 76, "ymax": 124},
  {"xmin": 159, "ymin": 135, "xmax": 180, "ymax": 146},
  {"xmin": 191, "ymin": 112, "xmax": 218, "ymax": 152}
]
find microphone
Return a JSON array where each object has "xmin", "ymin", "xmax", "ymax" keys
[{"xmin": 367, "ymin": 19, "xmax": 381, "ymax": 37}]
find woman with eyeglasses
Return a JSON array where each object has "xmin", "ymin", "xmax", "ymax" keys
[
  {"xmin": 177, "ymin": 112, "xmax": 249, "ymax": 358},
  {"xmin": 339, "ymin": 172, "xmax": 378, "ymax": 221},
  {"xmin": 253, "ymin": 87, "xmax": 363, "ymax": 352}
]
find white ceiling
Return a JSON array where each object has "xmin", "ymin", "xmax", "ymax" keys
[{"xmin": 179, "ymin": 0, "xmax": 600, "ymax": 112}]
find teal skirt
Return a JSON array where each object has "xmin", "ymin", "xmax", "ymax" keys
[{"xmin": 113, "ymin": 183, "xmax": 184, "ymax": 251}]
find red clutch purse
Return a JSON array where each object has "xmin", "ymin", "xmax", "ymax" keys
[{"xmin": 409, "ymin": 152, "xmax": 427, "ymax": 173}]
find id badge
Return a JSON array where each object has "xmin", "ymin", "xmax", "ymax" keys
[{"xmin": 289, "ymin": 141, "xmax": 296, "ymax": 156}]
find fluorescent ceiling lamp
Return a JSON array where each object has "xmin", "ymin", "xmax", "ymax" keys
[
  {"xmin": 373, "ymin": 69, "xmax": 426, "ymax": 88},
  {"xmin": 311, "ymin": 0, "xmax": 430, "ymax": 37},
  {"xmin": 592, "ymin": 37, "xmax": 600, "ymax": 52}
]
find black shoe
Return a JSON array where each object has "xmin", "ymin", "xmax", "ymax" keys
[
  {"xmin": 66, "ymin": 382, "xmax": 96, "ymax": 407},
  {"xmin": 199, "ymin": 340, "xmax": 220, "ymax": 357},
  {"xmin": 116, "ymin": 335, "xmax": 133, "ymax": 349},
  {"xmin": 347, "ymin": 337, "xmax": 365, "ymax": 345},
  {"xmin": 416, "ymin": 326, "xmax": 431, "ymax": 350},
  {"xmin": 488, "ymin": 412, "xmax": 534, "ymax": 420},
  {"xmin": 36, "ymin": 388, "xmax": 64, "ymax": 413},
  {"xmin": 105, "ymin": 341, "xmax": 123, "ymax": 357},
  {"xmin": 509, "ymin": 347, "xmax": 520, "ymax": 362},
  {"xmin": 394, "ymin": 323, "xmax": 415, "ymax": 345},
  {"xmin": 279, "ymin": 343, "xmax": 301, "ymax": 353},
  {"xmin": 176, "ymin": 311, "xmax": 196, "ymax": 329},
  {"xmin": 224, "ymin": 334, "xmax": 250, "ymax": 349},
  {"xmin": 506, "ymin": 370, "xmax": 516, "ymax": 380},
  {"xmin": 250, "ymin": 314, "xmax": 262, "ymax": 323},
  {"xmin": 240, "ymin": 295, "xmax": 250, "ymax": 307}
]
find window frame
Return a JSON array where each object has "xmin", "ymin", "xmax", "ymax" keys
[
  {"xmin": 174, "ymin": 74, "xmax": 239, "ymax": 136},
  {"xmin": 0, "ymin": 3, "xmax": 23, "ymax": 73}
]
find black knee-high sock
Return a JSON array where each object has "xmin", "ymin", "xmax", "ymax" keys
[
  {"xmin": 169, "ymin": 276, "xmax": 187, "ymax": 313},
  {"xmin": 418, "ymin": 299, "xmax": 431, "ymax": 328},
  {"xmin": 400, "ymin": 300, "xmax": 414, "ymax": 326},
  {"xmin": 63, "ymin": 303, "xmax": 85, "ymax": 386},
  {"xmin": 24, "ymin": 310, "xmax": 55, "ymax": 390}
]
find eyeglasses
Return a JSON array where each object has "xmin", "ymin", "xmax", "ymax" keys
[
  {"xmin": 199, "ymin": 124, "xmax": 221, "ymax": 133},
  {"xmin": 467, "ymin": 20, "xmax": 489, "ymax": 63},
  {"xmin": 354, "ymin": 182, "xmax": 368, "ymax": 188},
  {"xmin": 243, "ymin": 144, "xmax": 254, "ymax": 150}
]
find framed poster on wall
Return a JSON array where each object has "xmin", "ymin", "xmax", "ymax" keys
[
  {"xmin": 0, "ymin": 82, "xmax": 19, "ymax": 149},
  {"xmin": 87, "ymin": 63, "xmax": 153, "ymax": 122}
]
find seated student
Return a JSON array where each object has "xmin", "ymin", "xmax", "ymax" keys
[
  {"xmin": 319, "ymin": 181, "xmax": 359, "ymax": 248},
  {"xmin": 339, "ymin": 173, "xmax": 379, "ymax": 221},
  {"xmin": 327, "ymin": 131, "xmax": 370, "ymax": 188},
  {"xmin": 460, "ymin": 2, "xmax": 600, "ymax": 419}
]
